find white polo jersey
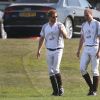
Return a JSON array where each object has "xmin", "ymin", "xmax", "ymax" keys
[
  {"xmin": 40, "ymin": 22, "xmax": 65, "ymax": 49},
  {"xmin": 81, "ymin": 19, "xmax": 100, "ymax": 46}
]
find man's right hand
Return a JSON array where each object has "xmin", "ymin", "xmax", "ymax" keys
[
  {"xmin": 37, "ymin": 50, "xmax": 41, "ymax": 59},
  {"xmin": 76, "ymin": 51, "xmax": 80, "ymax": 58}
]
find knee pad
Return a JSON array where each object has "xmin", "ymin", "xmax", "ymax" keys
[
  {"xmin": 49, "ymin": 72, "xmax": 54, "ymax": 76},
  {"xmin": 49, "ymin": 68, "xmax": 60, "ymax": 75},
  {"xmin": 93, "ymin": 71, "xmax": 99, "ymax": 76},
  {"xmin": 48, "ymin": 69, "xmax": 54, "ymax": 76},
  {"xmin": 80, "ymin": 68, "xmax": 87, "ymax": 76},
  {"xmin": 54, "ymin": 68, "xmax": 60, "ymax": 75}
]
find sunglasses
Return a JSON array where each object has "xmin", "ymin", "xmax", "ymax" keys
[{"xmin": 51, "ymin": 16, "xmax": 58, "ymax": 19}]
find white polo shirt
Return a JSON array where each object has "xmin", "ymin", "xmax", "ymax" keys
[
  {"xmin": 40, "ymin": 22, "xmax": 65, "ymax": 49},
  {"xmin": 81, "ymin": 19, "xmax": 100, "ymax": 46}
]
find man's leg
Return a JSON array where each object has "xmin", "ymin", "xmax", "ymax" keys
[
  {"xmin": 46, "ymin": 51, "xmax": 59, "ymax": 96},
  {"xmin": 53, "ymin": 49, "xmax": 64, "ymax": 96},
  {"xmin": 91, "ymin": 50, "xmax": 99, "ymax": 96},
  {"xmin": 80, "ymin": 48, "xmax": 93, "ymax": 95}
]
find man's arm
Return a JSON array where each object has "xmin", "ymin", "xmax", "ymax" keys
[
  {"xmin": 60, "ymin": 25, "xmax": 68, "ymax": 39},
  {"xmin": 96, "ymin": 21, "xmax": 100, "ymax": 58},
  {"xmin": 58, "ymin": 24, "xmax": 68, "ymax": 39},
  {"xmin": 96, "ymin": 36, "xmax": 100, "ymax": 58},
  {"xmin": 37, "ymin": 36, "xmax": 45, "ymax": 59},
  {"xmin": 76, "ymin": 34, "xmax": 84, "ymax": 58}
]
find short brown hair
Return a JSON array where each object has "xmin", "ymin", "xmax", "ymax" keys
[
  {"xmin": 47, "ymin": 9, "xmax": 57, "ymax": 17},
  {"xmin": 84, "ymin": 8, "xmax": 93, "ymax": 15}
]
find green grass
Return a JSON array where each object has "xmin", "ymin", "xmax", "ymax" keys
[{"xmin": 0, "ymin": 38, "xmax": 100, "ymax": 100}]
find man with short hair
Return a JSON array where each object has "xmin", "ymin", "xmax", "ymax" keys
[
  {"xmin": 37, "ymin": 9, "xmax": 68, "ymax": 96},
  {"xmin": 76, "ymin": 8, "xmax": 100, "ymax": 96}
]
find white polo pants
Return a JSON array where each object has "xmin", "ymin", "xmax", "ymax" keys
[
  {"xmin": 46, "ymin": 49, "xmax": 63, "ymax": 76},
  {"xmin": 80, "ymin": 46, "xmax": 99, "ymax": 76}
]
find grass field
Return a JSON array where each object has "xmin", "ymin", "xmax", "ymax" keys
[{"xmin": 0, "ymin": 38, "xmax": 100, "ymax": 100}]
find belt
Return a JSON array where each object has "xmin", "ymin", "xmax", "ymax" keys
[
  {"xmin": 47, "ymin": 48, "xmax": 62, "ymax": 51},
  {"xmin": 85, "ymin": 45, "xmax": 98, "ymax": 47}
]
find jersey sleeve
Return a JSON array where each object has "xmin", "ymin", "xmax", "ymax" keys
[
  {"xmin": 80, "ymin": 23, "xmax": 85, "ymax": 35},
  {"xmin": 58, "ymin": 22, "xmax": 67, "ymax": 34},
  {"xmin": 40, "ymin": 24, "xmax": 46, "ymax": 37},
  {"xmin": 97, "ymin": 21, "xmax": 100, "ymax": 36},
  {"xmin": 58, "ymin": 22, "xmax": 65, "ymax": 29}
]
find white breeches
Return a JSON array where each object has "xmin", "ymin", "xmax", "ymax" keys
[
  {"xmin": 46, "ymin": 49, "xmax": 63, "ymax": 76},
  {"xmin": 80, "ymin": 46, "xmax": 99, "ymax": 76}
]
